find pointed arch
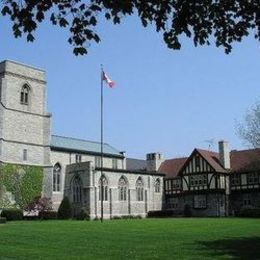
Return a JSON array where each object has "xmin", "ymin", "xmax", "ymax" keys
[
  {"xmin": 155, "ymin": 178, "xmax": 160, "ymax": 193},
  {"xmin": 20, "ymin": 83, "xmax": 30, "ymax": 105},
  {"xmin": 136, "ymin": 176, "xmax": 144, "ymax": 201},
  {"xmin": 53, "ymin": 163, "xmax": 61, "ymax": 192},
  {"xmin": 118, "ymin": 175, "xmax": 128, "ymax": 201},
  {"xmin": 72, "ymin": 175, "xmax": 83, "ymax": 203},
  {"xmin": 99, "ymin": 175, "xmax": 108, "ymax": 201}
]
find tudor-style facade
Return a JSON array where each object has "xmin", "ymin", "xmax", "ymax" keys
[
  {"xmin": 164, "ymin": 146, "xmax": 229, "ymax": 216},
  {"xmin": 161, "ymin": 141, "xmax": 260, "ymax": 216}
]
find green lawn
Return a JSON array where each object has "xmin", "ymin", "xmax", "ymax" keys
[{"xmin": 0, "ymin": 218, "xmax": 259, "ymax": 259}]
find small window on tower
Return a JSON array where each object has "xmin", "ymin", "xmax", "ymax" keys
[
  {"xmin": 20, "ymin": 84, "xmax": 30, "ymax": 105},
  {"xmin": 23, "ymin": 149, "xmax": 27, "ymax": 161}
]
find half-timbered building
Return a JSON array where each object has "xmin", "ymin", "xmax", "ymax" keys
[{"xmin": 160, "ymin": 141, "xmax": 260, "ymax": 216}]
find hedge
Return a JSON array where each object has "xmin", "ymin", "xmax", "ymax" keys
[
  {"xmin": 1, "ymin": 208, "xmax": 23, "ymax": 221},
  {"xmin": 0, "ymin": 217, "xmax": 6, "ymax": 224},
  {"xmin": 147, "ymin": 210, "xmax": 177, "ymax": 218},
  {"xmin": 238, "ymin": 208, "xmax": 260, "ymax": 218},
  {"xmin": 39, "ymin": 211, "xmax": 58, "ymax": 220}
]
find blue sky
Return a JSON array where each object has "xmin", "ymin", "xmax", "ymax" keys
[{"xmin": 1, "ymin": 15, "xmax": 259, "ymax": 159}]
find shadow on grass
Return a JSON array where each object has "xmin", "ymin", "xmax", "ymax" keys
[{"xmin": 198, "ymin": 237, "xmax": 260, "ymax": 259}]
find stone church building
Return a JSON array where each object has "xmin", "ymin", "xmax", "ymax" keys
[
  {"xmin": 0, "ymin": 60, "xmax": 164, "ymax": 219},
  {"xmin": 0, "ymin": 60, "xmax": 259, "ymax": 218}
]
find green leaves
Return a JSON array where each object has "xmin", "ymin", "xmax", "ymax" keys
[
  {"xmin": 0, "ymin": 164, "xmax": 43, "ymax": 210},
  {"xmin": 2, "ymin": 0, "xmax": 260, "ymax": 55}
]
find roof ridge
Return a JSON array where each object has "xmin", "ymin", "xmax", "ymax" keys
[
  {"xmin": 51, "ymin": 134, "xmax": 111, "ymax": 146},
  {"xmin": 166, "ymin": 157, "xmax": 188, "ymax": 161},
  {"xmin": 196, "ymin": 148, "xmax": 218, "ymax": 154},
  {"xmin": 231, "ymin": 148, "xmax": 260, "ymax": 153}
]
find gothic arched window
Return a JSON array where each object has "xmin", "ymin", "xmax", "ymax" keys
[
  {"xmin": 53, "ymin": 163, "xmax": 61, "ymax": 192},
  {"xmin": 136, "ymin": 177, "xmax": 144, "ymax": 201},
  {"xmin": 155, "ymin": 178, "xmax": 160, "ymax": 193},
  {"xmin": 72, "ymin": 175, "xmax": 82, "ymax": 203},
  {"xmin": 99, "ymin": 175, "xmax": 108, "ymax": 201},
  {"xmin": 20, "ymin": 84, "xmax": 30, "ymax": 105},
  {"xmin": 118, "ymin": 176, "xmax": 128, "ymax": 201}
]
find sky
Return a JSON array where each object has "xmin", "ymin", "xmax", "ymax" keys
[{"xmin": 0, "ymin": 14, "xmax": 259, "ymax": 159}]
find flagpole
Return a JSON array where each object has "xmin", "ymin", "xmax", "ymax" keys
[{"xmin": 100, "ymin": 64, "xmax": 104, "ymax": 223}]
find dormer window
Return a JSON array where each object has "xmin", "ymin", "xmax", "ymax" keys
[{"xmin": 20, "ymin": 84, "xmax": 30, "ymax": 105}]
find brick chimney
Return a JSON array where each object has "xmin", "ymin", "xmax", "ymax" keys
[
  {"xmin": 218, "ymin": 140, "xmax": 230, "ymax": 169},
  {"xmin": 146, "ymin": 152, "xmax": 164, "ymax": 172}
]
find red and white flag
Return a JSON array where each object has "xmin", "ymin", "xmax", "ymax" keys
[{"xmin": 102, "ymin": 71, "xmax": 115, "ymax": 88}]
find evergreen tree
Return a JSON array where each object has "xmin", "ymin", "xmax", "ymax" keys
[{"xmin": 58, "ymin": 197, "xmax": 72, "ymax": 219}]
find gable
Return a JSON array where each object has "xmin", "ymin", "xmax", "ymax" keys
[{"xmin": 181, "ymin": 151, "xmax": 215, "ymax": 174}]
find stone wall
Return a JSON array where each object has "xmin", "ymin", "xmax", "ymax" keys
[
  {"xmin": 50, "ymin": 150, "xmax": 125, "ymax": 209},
  {"xmin": 0, "ymin": 60, "xmax": 52, "ymax": 198},
  {"xmin": 65, "ymin": 162, "xmax": 164, "ymax": 219},
  {"xmin": 166, "ymin": 192, "xmax": 227, "ymax": 217}
]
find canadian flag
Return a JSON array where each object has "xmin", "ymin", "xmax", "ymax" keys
[{"xmin": 102, "ymin": 71, "xmax": 115, "ymax": 88}]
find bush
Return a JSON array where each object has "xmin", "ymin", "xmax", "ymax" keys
[
  {"xmin": 23, "ymin": 215, "xmax": 39, "ymax": 221},
  {"xmin": 238, "ymin": 208, "xmax": 260, "ymax": 218},
  {"xmin": 57, "ymin": 197, "xmax": 72, "ymax": 219},
  {"xmin": 25, "ymin": 196, "xmax": 53, "ymax": 213},
  {"xmin": 75, "ymin": 208, "xmax": 90, "ymax": 220},
  {"xmin": 39, "ymin": 211, "xmax": 57, "ymax": 220},
  {"xmin": 111, "ymin": 216, "xmax": 122, "ymax": 220},
  {"xmin": 0, "ymin": 217, "xmax": 6, "ymax": 224},
  {"xmin": 1, "ymin": 208, "xmax": 23, "ymax": 221},
  {"xmin": 184, "ymin": 204, "xmax": 192, "ymax": 217},
  {"xmin": 147, "ymin": 210, "xmax": 176, "ymax": 218}
]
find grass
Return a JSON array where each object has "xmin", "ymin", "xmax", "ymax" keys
[{"xmin": 0, "ymin": 218, "xmax": 260, "ymax": 259}]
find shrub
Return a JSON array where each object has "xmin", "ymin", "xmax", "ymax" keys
[
  {"xmin": 184, "ymin": 204, "xmax": 192, "ymax": 217},
  {"xmin": 25, "ymin": 196, "xmax": 52, "ymax": 213},
  {"xmin": 1, "ymin": 208, "xmax": 23, "ymax": 221},
  {"xmin": 75, "ymin": 208, "xmax": 90, "ymax": 220},
  {"xmin": 238, "ymin": 208, "xmax": 260, "ymax": 218},
  {"xmin": 23, "ymin": 215, "xmax": 39, "ymax": 221},
  {"xmin": 57, "ymin": 197, "xmax": 72, "ymax": 219},
  {"xmin": 39, "ymin": 211, "xmax": 58, "ymax": 220},
  {"xmin": 147, "ymin": 210, "xmax": 176, "ymax": 218},
  {"xmin": 0, "ymin": 217, "xmax": 6, "ymax": 224},
  {"xmin": 111, "ymin": 216, "xmax": 122, "ymax": 220}
]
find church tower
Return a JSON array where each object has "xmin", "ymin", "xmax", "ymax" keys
[{"xmin": 0, "ymin": 60, "xmax": 52, "ymax": 198}]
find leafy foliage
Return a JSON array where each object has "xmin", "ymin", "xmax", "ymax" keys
[
  {"xmin": 75, "ymin": 208, "xmax": 90, "ymax": 220},
  {"xmin": 238, "ymin": 100, "xmax": 260, "ymax": 148},
  {"xmin": 58, "ymin": 196, "xmax": 72, "ymax": 219},
  {"xmin": 39, "ymin": 211, "xmax": 58, "ymax": 220},
  {"xmin": 237, "ymin": 208, "xmax": 260, "ymax": 217},
  {"xmin": 25, "ymin": 196, "xmax": 52, "ymax": 213},
  {"xmin": 0, "ymin": 208, "xmax": 23, "ymax": 221},
  {"xmin": 0, "ymin": 164, "xmax": 43, "ymax": 210},
  {"xmin": 1, "ymin": 1, "xmax": 260, "ymax": 55},
  {"xmin": 0, "ymin": 217, "xmax": 7, "ymax": 224}
]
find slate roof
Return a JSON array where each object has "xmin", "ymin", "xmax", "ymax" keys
[
  {"xmin": 196, "ymin": 149, "xmax": 226, "ymax": 173},
  {"xmin": 126, "ymin": 158, "xmax": 147, "ymax": 171},
  {"xmin": 159, "ymin": 148, "xmax": 260, "ymax": 179},
  {"xmin": 230, "ymin": 148, "xmax": 260, "ymax": 172},
  {"xmin": 159, "ymin": 157, "xmax": 187, "ymax": 179},
  {"xmin": 50, "ymin": 135, "xmax": 123, "ymax": 157}
]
